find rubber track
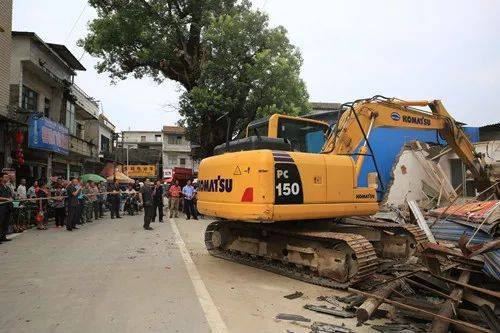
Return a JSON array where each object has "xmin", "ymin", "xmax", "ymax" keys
[{"xmin": 204, "ymin": 221, "xmax": 378, "ymax": 289}]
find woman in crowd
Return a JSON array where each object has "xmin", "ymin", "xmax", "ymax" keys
[
  {"xmin": 53, "ymin": 183, "xmax": 67, "ymax": 228},
  {"xmin": 35, "ymin": 183, "xmax": 49, "ymax": 230}
]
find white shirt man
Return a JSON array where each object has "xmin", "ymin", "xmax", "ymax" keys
[{"xmin": 16, "ymin": 179, "xmax": 27, "ymax": 200}]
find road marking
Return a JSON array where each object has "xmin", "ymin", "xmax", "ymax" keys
[{"xmin": 170, "ymin": 219, "xmax": 229, "ymax": 333}]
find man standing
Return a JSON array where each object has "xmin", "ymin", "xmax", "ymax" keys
[
  {"xmin": 107, "ymin": 179, "xmax": 121, "ymax": 219},
  {"xmin": 139, "ymin": 179, "xmax": 154, "ymax": 230},
  {"xmin": 97, "ymin": 181, "xmax": 106, "ymax": 218},
  {"xmin": 168, "ymin": 180, "xmax": 181, "ymax": 218},
  {"xmin": 65, "ymin": 177, "xmax": 81, "ymax": 231},
  {"xmin": 182, "ymin": 180, "xmax": 198, "ymax": 220},
  {"xmin": 89, "ymin": 181, "xmax": 100, "ymax": 220},
  {"xmin": 152, "ymin": 180, "xmax": 164, "ymax": 223},
  {"xmin": 0, "ymin": 172, "xmax": 14, "ymax": 243},
  {"xmin": 16, "ymin": 179, "xmax": 27, "ymax": 200},
  {"xmin": 27, "ymin": 180, "xmax": 37, "ymax": 198}
]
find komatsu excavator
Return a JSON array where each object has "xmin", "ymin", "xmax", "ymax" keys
[{"xmin": 197, "ymin": 96, "xmax": 496, "ymax": 288}]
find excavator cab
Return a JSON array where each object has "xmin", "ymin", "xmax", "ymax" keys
[
  {"xmin": 246, "ymin": 114, "xmax": 330, "ymax": 153},
  {"xmin": 214, "ymin": 114, "xmax": 330, "ymax": 155}
]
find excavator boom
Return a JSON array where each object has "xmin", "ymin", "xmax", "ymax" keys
[{"xmin": 325, "ymin": 96, "xmax": 494, "ymax": 195}]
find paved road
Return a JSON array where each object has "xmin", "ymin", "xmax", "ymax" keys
[
  {"xmin": 0, "ymin": 213, "xmax": 380, "ymax": 333},
  {"xmin": 0, "ymin": 215, "xmax": 210, "ymax": 333}
]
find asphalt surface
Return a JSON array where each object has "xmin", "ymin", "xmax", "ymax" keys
[
  {"xmin": 0, "ymin": 214, "xmax": 210, "ymax": 333},
  {"xmin": 0, "ymin": 212, "xmax": 382, "ymax": 333}
]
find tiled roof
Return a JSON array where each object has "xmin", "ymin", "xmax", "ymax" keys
[{"xmin": 163, "ymin": 126, "xmax": 186, "ymax": 134}]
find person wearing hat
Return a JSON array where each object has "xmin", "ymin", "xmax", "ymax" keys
[{"xmin": 0, "ymin": 172, "xmax": 14, "ymax": 242}]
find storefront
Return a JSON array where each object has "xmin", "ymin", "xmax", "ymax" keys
[{"xmin": 15, "ymin": 115, "xmax": 70, "ymax": 184}]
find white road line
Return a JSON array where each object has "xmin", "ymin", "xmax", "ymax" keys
[{"xmin": 169, "ymin": 219, "xmax": 229, "ymax": 333}]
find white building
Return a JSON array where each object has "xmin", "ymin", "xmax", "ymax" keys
[
  {"xmin": 118, "ymin": 130, "xmax": 163, "ymax": 150},
  {"xmin": 162, "ymin": 126, "xmax": 198, "ymax": 178}
]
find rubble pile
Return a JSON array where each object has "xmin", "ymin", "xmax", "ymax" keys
[{"xmin": 276, "ymin": 197, "xmax": 499, "ymax": 333}]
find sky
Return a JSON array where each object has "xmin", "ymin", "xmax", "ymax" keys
[{"xmin": 12, "ymin": 0, "xmax": 500, "ymax": 131}]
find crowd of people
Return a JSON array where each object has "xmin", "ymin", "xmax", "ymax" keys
[{"xmin": 0, "ymin": 171, "xmax": 200, "ymax": 243}]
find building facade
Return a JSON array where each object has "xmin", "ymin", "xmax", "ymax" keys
[
  {"xmin": 87, "ymin": 113, "xmax": 116, "ymax": 162},
  {"xmin": 162, "ymin": 126, "xmax": 198, "ymax": 178},
  {"xmin": 0, "ymin": 0, "xmax": 13, "ymax": 168},
  {"xmin": 119, "ymin": 131, "xmax": 163, "ymax": 150},
  {"xmin": 116, "ymin": 131, "xmax": 163, "ymax": 178},
  {"xmin": 1, "ymin": 31, "xmax": 105, "ymax": 183}
]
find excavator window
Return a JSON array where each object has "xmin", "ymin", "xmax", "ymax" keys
[{"xmin": 277, "ymin": 118, "xmax": 327, "ymax": 153}]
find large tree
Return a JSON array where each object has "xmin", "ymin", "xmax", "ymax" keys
[{"xmin": 81, "ymin": 0, "xmax": 310, "ymax": 157}]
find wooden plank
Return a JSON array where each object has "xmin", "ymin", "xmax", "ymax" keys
[
  {"xmin": 431, "ymin": 270, "xmax": 470, "ymax": 333},
  {"xmin": 348, "ymin": 288, "xmax": 490, "ymax": 333},
  {"xmin": 431, "ymin": 273, "xmax": 500, "ymax": 299}
]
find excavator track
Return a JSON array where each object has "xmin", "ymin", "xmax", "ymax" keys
[
  {"xmin": 340, "ymin": 218, "xmax": 429, "ymax": 258},
  {"xmin": 205, "ymin": 221, "xmax": 378, "ymax": 289}
]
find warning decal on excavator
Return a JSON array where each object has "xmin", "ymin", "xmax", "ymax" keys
[{"xmin": 274, "ymin": 162, "xmax": 303, "ymax": 204}]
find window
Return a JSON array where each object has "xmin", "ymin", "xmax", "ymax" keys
[
  {"xmin": 168, "ymin": 135, "xmax": 183, "ymax": 145},
  {"xmin": 179, "ymin": 158, "xmax": 186, "ymax": 166},
  {"xmin": 155, "ymin": 134, "xmax": 161, "ymax": 142},
  {"xmin": 277, "ymin": 118, "xmax": 328, "ymax": 153},
  {"xmin": 43, "ymin": 98, "xmax": 50, "ymax": 117},
  {"xmin": 22, "ymin": 85, "xmax": 38, "ymax": 112},
  {"xmin": 101, "ymin": 135, "xmax": 110, "ymax": 153},
  {"xmin": 140, "ymin": 135, "xmax": 146, "ymax": 142},
  {"xmin": 65, "ymin": 101, "xmax": 76, "ymax": 135}
]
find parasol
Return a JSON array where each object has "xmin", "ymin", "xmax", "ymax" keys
[{"xmin": 81, "ymin": 174, "xmax": 106, "ymax": 183}]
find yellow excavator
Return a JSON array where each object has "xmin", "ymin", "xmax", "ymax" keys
[{"xmin": 197, "ymin": 96, "xmax": 496, "ymax": 288}]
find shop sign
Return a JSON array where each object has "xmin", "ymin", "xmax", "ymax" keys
[
  {"xmin": 28, "ymin": 116, "xmax": 69, "ymax": 155},
  {"xmin": 163, "ymin": 168, "xmax": 173, "ymax": 178},
  {"xmin": 122, "ymin": 164, "xmax": 157, "ymax": 178}
]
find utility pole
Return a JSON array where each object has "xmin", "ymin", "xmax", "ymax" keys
[{"xmin": 126, "ymin": 146, "xmax": 129, "ymax": 175}]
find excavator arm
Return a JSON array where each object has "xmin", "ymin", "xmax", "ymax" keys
[{"xmin": 323, "ymin": 96, "xmax": 495, "ymax": 195}]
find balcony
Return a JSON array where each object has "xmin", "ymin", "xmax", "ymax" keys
[
  {"xmin": 70, "ymin": 135, "xmax": 97, "ymax": 160},
  {"xmin": 72, "ymin": 84, "xmax": 99, "ymax": 120},
  {"xmin": 163, "ymin": 142, "xmax": 191, "ymax": 153}
]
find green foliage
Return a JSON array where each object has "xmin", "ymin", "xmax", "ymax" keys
[
  {"xmin": 81, "ymin": 0, "xmax": 310, "ymax": 157},
  {"xmin": 179, "ymin": 5, "xmax": 310, "ymax": 156}
]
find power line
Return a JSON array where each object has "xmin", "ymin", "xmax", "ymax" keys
[{"xmin": 65, "ymin": 2, "xmax": 87, "ymax": 43}]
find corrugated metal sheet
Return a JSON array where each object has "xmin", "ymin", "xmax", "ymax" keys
[
  {"xmin": 430, "ymin": 219, "xmax": 499, "ymax": 280},
  {"xmin": 429, "ymin": 220, "xmax": 491, "ymax": 244},
  {"xmin": 430, "ymin": 200, "xmax": 500, "ymax": 224},
  {"xmin": 483, "ymin": 250, "xmax": 500, "ymax": 281},
  {"xmin": 442, "ymin": 217, "xmax": 497, "ymax": 235}
]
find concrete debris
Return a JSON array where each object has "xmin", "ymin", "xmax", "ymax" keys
[
  {"xmin": 284, "ymin": 291, "xmax": 304, "ymax": 300},
  {"xmin": 275, "ymin": 313, "xmax": 311, "ymax": 322},
  {"xmin": 303, "ymin": 304, "xmax": 355, "ymax": 318},
  {"xmin": 310, "ymin": 321, "xmax": 353, "ymax": 333}
]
